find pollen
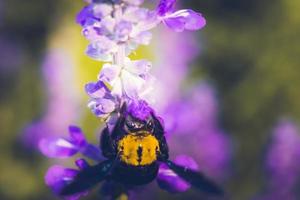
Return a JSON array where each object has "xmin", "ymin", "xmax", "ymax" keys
[{"xmin": 117, "ymin": 133, "xmax": 160, "ymax": 166}]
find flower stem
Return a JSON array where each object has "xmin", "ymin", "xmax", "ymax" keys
[{"xmin": 113, "ymin": 5, "xmax": 125, "ymax": 68}]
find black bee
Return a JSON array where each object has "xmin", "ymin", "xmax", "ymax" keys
[{"xmin": 60, "ymin": 103, "xmax": 223, "ymax": 196}]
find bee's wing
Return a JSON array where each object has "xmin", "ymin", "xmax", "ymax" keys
[
  {"xmin": 165, "ymin": 160, "xmax": 224, "ymax": 196},
  {"xmin": 60, "ymin": 160, "xmax": 113, "ymax": 196}
]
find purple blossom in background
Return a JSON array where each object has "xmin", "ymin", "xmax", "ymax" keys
[
  {"xmin": 161, "ymin": 83, "xmax": 231, "ymax": 180},
  {"xmin": 257, "ymin": 119, "xmax": 300, "ymax": 200},
  {"xmin": 149, "ymin": 26, "xmax": 231, "ymax": 181},
  {"xmin": 23, "ymin": 50, "xmax": 80, "ymax": 147}
]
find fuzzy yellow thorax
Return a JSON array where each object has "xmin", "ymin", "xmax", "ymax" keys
[{"xmin": 117, "ymin": 133, "xmax": 160, "ymax": 166}]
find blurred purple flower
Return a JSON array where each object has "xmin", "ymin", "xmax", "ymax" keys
[
  {"xmin": 23, "ymin": 50, "xmax": 80, "ymax": 148},
  {"xmin": 162, "ymin": 85, "xmax": 231, "ymax": 179},
  {"xmin": 258, "ymin": 119, "xmax": 300, "ymax": 200},
  {"xmin": 39, "ymin": 126, "xmax": 103, "ymax": 161},
  {"xmin": 148, "ymin": 27, "xmax": 231, "ymax": 181},
  {"xmin": 162, "ymin": 83, "xmax": 218, "ymax": 133}
]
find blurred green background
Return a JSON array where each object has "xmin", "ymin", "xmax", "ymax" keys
[{"xmin": 1, "ymin": 0, "xmax": 300, "ymax": 199}]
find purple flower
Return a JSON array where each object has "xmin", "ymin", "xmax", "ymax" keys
[
  {"xmin": 260, "ymin": 119, "xmax": 300, "ymax": 199},
  {"xmin": 156, "ymin": 0, "xmax": 206, "ymax": 32},
  {"xmin": 162, "ymin": 83, "xmax": 218, "ymax": 134},
  {"xmin": 157, "ymin": 155, "xmax": 199, "ymax": 192},
  {"xmin": 45, "ymin": 165, "xmax": 88, "ymax": 199},
  {"xmin": 85, "ymin": 80, "xmax": 119, "ymax": 118},
  {"xmin": 193, "ymin": 130, "xmax": 231, "ymax": 178},
  {"xmin": 23, "ymin": 50, "xmax": 80, "ymax": 148},
  {"xmin": 39, "ymin": 126, "xmax": 103, "ymax": 161}
]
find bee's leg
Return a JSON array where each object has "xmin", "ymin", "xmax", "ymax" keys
[
  {"xmin": 164, "ymin": 160, "xmax": 224, "ymax": 196},
  {"xmin": 151, "ymin": 113, "xmax": 169, "ymax": 161},
  {"xmin": 100, "ymin": 127, "xmax": 116, "ymax": 159},
  {"xmin": 60, "ymin": 160, "xmax": 113, "ymax": 196},
  {"xmin": 157, "ymin": 136, "xmax": 169, "ymax": 161},
  {"xmin": 152, "ymin": 113, "xmax": 165, "ymax": 137}
]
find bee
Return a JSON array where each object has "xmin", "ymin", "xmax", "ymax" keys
[{"xmin": 60, "ymin": 103, "xmax": 223, "ymax": 196}]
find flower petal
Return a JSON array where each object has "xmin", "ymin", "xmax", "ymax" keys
[
  {"xmin": 124, "ymin": 58, "xmax": 151, "ymax": 76},
  {"xmin": 123, "ymin": 0, "xmax": 144, "ymax": 6},
  {"xmin": 68, "ymin": 126, "xmax": 87, "ymax": 147},
  {"xmin": 110, "ymin": 78, "xmax": 123, "ymax": 97},
  {"xmin": 132, "ymin": 31, "xmax": 152, "ymax": 45},
  {"xmin": 164, "ymin": 9, "xmax": 206, "ymax": 32},
  {"xmin": 76, "ymin": 6, "xmax": 96, "ymax": 26},
  {"xmin": 114, "ymin": 20, "xmax": 133, "ymax": 42},
  {"xmin": 86, "ymin": 38, "xmax": 116, "ymax": 61},
  {"xmin": 121, "ymin": 69, "xmax": 145, "ymax": 99},
  {"xmin": 45, "ymin": 165, "xmax": 88, "ymax": 199},
  {"xmin": 98, "ymin": 63, "xmax": 121, "ymax": 84},
  {"xmin": 82, "ymin": 23, "xmax": 102, "ymax": 41},
  {"xmin": 157, "ymin": 155, "xmax": 199, "ymax": 192},
  {"xmin": 45, "ymin": 165, "xmax": 78, "ymax": 194},
  {"xmin": 85, "ymin": 81, "xmax": 110, "ymax": 99},
  {"xmin": 75, "ymin": 158, "xmax": 90, "ymax": 170},
  {"xmin": 88, "ymin": 98, "xmax": 116, "ymax": 117},
  {"xmin": 157, "ymin": 0, "xmax": 177, "ymax": 16},
  {"xmin": 93, "ymin": 4, "xmax": 113, "ymax": 19},
  {"xmin": 81, "ymin": 144, "xmax": 104, "ymax": 161},
  {"xmin": 39, "ymin": 138, "xmax": 78, "ymax": 158}
]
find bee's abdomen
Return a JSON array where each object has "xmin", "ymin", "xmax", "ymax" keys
[{"xmin": 117, "ymin": 134, "xmax": 160, "ymax": 166}]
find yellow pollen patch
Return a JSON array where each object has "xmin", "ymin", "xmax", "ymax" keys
[{"xmin": 117, "ymin": 133, "xmax": 160, "ymax": 166}]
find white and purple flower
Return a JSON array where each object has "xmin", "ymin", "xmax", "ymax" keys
[{"xmin": 78, "ymin": 0, "xmax": 206, "ymax": 119}]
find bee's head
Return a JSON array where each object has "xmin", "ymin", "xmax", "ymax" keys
[
  {"xmin": 124, "ymin": 114, "xmax": 154, "ymax": 134},
  {"xmin": 121, "ymin": 100, "xmax": 155, "ymax": 134}
]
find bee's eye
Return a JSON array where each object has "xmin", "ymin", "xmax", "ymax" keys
[
  {"xmin": 147, "ymin": 120, "xmax": 154, "ymax": 129},
  {"xmin": 126, "ymin": 120, "xmax": 135, "ymax": 129}
]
